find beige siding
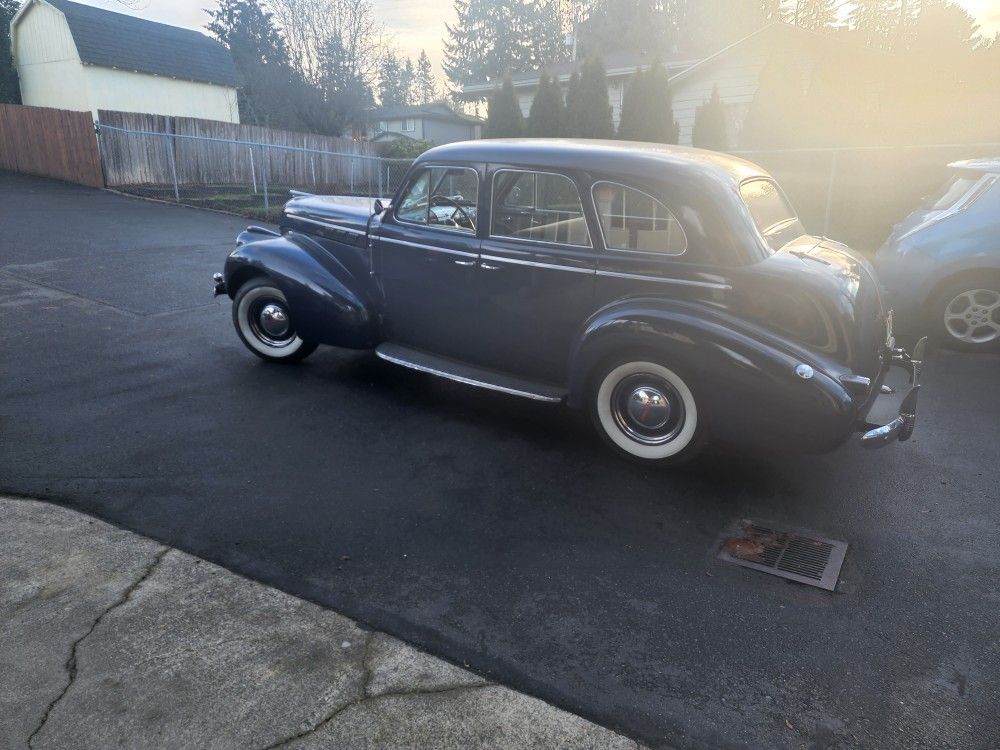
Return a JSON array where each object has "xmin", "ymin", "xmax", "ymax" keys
[
  {"xmin": 671, "ymin": 51, "xmax": 769, "ymax": 146},
  {"xmin": 82, "ymin": 67, "xmax": 239, "ymax": 123},
  {"xmin": 12, "ymin": 1, "xmax": 89, "ymax": 112}
]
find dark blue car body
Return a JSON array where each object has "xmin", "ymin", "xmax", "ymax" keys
[{"xmin": 217, "ymin": 140, "xmax": 927, "ymax": 464}]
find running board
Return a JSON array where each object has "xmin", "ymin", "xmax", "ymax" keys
[{"xmin": 376, "ymin": 344, "xmax": 566, "ymax": 403}]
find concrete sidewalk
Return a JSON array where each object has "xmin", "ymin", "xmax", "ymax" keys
[{"xmin": 0, "ymin": 497, "xmax": 640, "ymax": 749}]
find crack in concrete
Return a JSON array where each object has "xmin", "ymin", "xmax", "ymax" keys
[
  {"xmin": 25, "ymin": 546, "xmax": 170, "ymax": 748},
  {"xmin": 259, "ymin": 631, "xmax": 492, "ymax": 750}
]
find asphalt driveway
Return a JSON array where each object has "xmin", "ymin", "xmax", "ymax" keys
[{"xmin": 2, "ymin": 172, "xmax": 998, "ymax": 749}]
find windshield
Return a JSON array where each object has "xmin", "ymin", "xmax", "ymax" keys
[
  {"xmin": 923, "ymin": 175, "xmax": 980, "ymax": 210},
  {"xmin": 739, "ymin": 178, "xmax": 804, "ymax": 251}
]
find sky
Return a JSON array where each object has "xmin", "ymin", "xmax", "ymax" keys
[{"xmin": 64, "ymin": 0, "xmax": 1000, "ymax": 84}]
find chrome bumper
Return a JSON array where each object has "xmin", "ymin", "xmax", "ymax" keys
[
  {"xmin": 860, "ymin": 336, "xmax": 927, "ymax": 449},
  {"xmin": 213, "ymin": 272, "xmax": 227, "ymax": 297}
]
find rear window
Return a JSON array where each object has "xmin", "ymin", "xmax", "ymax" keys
[{"xmin": 739, "ymin": 178, "xmax": 803, "ymax": 251}]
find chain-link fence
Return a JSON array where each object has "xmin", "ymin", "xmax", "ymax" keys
[
  {"xmin": 96, "ymin": 123, "xmax": 412, "ymax": 222},
  {"xmin": 733, "ymin": 142, "xmax": 1000, "ymax": 252}
]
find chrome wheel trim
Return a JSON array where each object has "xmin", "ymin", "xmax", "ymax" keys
[
  {"xmin": 943, "ymin": 288, "xmax": 1000, "ymax": 344},
  {"xmin": 597, "ymin": 361, "xmax": 697, "ymax": 460},
  {"xmin": 237, "ymin": 286, "xmax": 305, "ymax": 357}
]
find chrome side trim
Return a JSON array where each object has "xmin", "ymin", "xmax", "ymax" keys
[
  {"xmin": 479, "ymin": 254, "xmax": 594, "ymax": 274},
  {"xmin": 596, "ymin": 269, "xmax": 732, "ymax": 290},
  {"xmin": 285, "ymin": 213, "xmax": 367, "ymax": 236},
  {"xmin": 381, "ymin": 237, "xmax": 478, "ymax": 258},
  {"xmin": 376, "ymin": 350, "xmax": 565, "ymax": 403}
]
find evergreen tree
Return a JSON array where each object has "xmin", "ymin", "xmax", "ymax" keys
[
  {"xmin": 379, "ymin": 51, "xmax": 407, "ymax": 106},
  {"xmin": 577, "ymin": 0, "xmax": 669, "ymax": 57},
  {"xmin": 691, "ymin": 85, "xmax": 729, "ymax": 151},
  {"xmin": 400, "ymin": 58, "xmax": 416, "ymax": 106},
  {"xmin": 443, "ymin": 0, "xmax": 568, "ymax": 96},
  {"xmin": 793, "ymin": 0, "xmax": 839, "ymax": 30},
  {"xmin": 574, "ymin": 56, "xmax": 614, "ymax": 139},
  {"xmin": 740, "ymin": 52, "xmax": 807, "ymax": 149},
  {"xmin": 416, "ymin": 50, "xmax": 437, "ymax": 104},
  {"xmin": 849, "ymin": 0, "xmax": 902, "ymax": 50},
  {"xmin": 485, "ymin": 74, "xmax": 524, "ymax": 138},
  {"xmin": 319, "ymin": 35, "xmax": 373, "ymax": 132},
  {"xmin": 618, "ymin": 60, "xmax": 678, "ymax": 143},
  {"xmin": 0, "ymin": 0, "xmax": 20, "ymax": 104},
  {"xmin": 563, "ymin": 72, "xmax": 583, "ymax": 135},
  {"xmin": 528, "ymin": 73, "xmax": 563, "ymax": 137},
  {"xmin": 207, "ymin": 0, "xmax": 313, "ymax": 131}
]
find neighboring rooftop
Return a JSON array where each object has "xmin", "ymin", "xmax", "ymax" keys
[
  {"xmin": 23, "ymin": 0, "xmax": 239, "ymax": 87},
  {"xmin": 368, "ymin": 102, "xmax": 483, "ymax": 124},
  {"xmin": 461, "ymin": 48, "xmax": 702, "ymax": 96}
]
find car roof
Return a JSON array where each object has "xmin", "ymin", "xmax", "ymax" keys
[
  {"xmin": 417, "ymin": 139, "xmax": 766, "ymax": 188},
  {"xmin": 948, "ymin": 158, "xmax": 1000, "ymax": 175}
]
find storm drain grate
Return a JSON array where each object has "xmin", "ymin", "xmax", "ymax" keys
[{"xmin": 717, "ymin": 520, "xmax": 848, "ymax": 591}]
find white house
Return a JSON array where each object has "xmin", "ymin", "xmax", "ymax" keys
[
  {"xmin": 365, "ymin": 103, "xmax": 483, "ymax": 145},
  {"xmin": 461, "ymin": 23, "xmax": 876, "ymax": 147},
  {"xmin": 10, "ymin": 0, "xmax": 240, "ymax": 123}
]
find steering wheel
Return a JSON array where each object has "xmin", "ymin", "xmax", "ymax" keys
[{"xmin": 430, "ymin": 195, "xmax": 475, "ymax": 231}]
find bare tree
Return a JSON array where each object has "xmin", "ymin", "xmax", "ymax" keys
[{"xmin": 266, "ymin": 0, "xmax": 387, "ymax": 88}]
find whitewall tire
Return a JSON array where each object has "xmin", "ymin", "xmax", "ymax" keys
[
  {"xmin": 232, "ymin": 278, "xmax": 317, "ymax": 362},
  {"xmin": 590, "ymin": 358, "xmax": 705, "ymax": 466}
]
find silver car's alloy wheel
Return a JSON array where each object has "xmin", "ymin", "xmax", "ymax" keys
[
  {"xmin": 943, "ymin": 288, "xmax": 1000, "ymax": 345},
  {"xmin": 236, "ymin": 285, "xmax": 306, "ymax": 358},
  {"xmin": 595, "ymin": 361, "xmax": 698, "ymax": 460}
]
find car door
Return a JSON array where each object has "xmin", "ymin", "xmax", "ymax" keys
[
  {"xmin": 475, "ymin": 167, "xmax": 598, "ymax": 385},
  {"xmin": 376, "ymin": 164, "xmax": 483, "ymax": 358}
]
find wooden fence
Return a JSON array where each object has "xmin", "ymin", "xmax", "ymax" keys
[
  {"xmin": 0, "ymin": 104, "xmax": 103, "ymax": 188},
  {"xmin": 97, "ymin": 110, "xmax": 379, "ymax": 191}
]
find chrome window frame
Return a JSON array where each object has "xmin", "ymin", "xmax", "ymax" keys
[
  {"xmin": 489, "ymin": 168, "xmax": 594, "ymax": 249},
  {"xmin": 392, "ymin": 164, "xmax": 481, "ymax": 237},
  {"xmin": 590, "ymin": 180, "xmax": 688, "ymax": 257}
]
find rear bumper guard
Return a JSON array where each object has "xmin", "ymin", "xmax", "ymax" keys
[
  {"xmin": 859, "ymin": 337, "xmax": 927, "ymax": 449},
  {"xmin": 213, "ymin": 272, "xmax": 227, "ymax": 297}
]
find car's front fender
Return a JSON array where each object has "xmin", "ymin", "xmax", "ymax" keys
[
  {"xmin": 567, "ymin": 298, "xmax": 859, "ymax": 452},
  {"xmin": 224, "ymin": 229, "xmax": 378, "ymax": 349}
]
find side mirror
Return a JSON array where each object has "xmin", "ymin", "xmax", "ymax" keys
[{"xmin": 373, "ymin": 199, "xmax": 386, "ymax": 215}]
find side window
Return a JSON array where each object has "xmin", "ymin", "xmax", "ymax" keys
[
  {"xmin": 491, "ymin": 170, "xmax": 591, "ymax": 247},
  {"xmin": 395, "ymin": 166, "xmax": 479, "ymax": 233},
  {"xmin": 592, "ymin": 181, "xmax": 687, "ymax": 255}
]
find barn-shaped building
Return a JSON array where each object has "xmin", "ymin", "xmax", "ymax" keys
[{"xmin": 10, "ymin": 0, "xmax": 240, "ymax": 123}]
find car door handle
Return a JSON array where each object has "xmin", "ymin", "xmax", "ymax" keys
[
  {"xmin": 480, "ymin": 262, "xmax": 502, "ymax": 270},
  {"xmin": 453, "ymin": 258, "xmax": 476, "ymax": 266}
]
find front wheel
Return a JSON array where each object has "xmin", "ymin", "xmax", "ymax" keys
[
  {"xmin": 232, "ymin": 278, "xmax": 318, "ymax": 362},
  {"xmin": 589, "ymin": 357, "xmax": 707, "ymax": 467}
]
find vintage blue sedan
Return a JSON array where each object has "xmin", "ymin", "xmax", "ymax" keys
[
  {"xmin": 876, "ymin": 158, "xmax": 1000, "ymax": 352},
  {"xmin": 214, "ymin": 140, "xmax": 925, "ymax": 467}
]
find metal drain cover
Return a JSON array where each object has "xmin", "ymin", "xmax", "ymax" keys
[{"xmin": 718, "ymin": 520, "xmax": 848, "ymax": 591}]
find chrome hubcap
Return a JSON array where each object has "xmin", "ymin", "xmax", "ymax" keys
[
  {"xmin": 259, "ymin": 303, "xmax": 290, "ymax": 338},
  {"xmin": 611, "ymin": 374, "xmax": 685, "ymax": 445},
  {"xmin": 944, "ymin": 289, "xmax": 1000, "ymax": 344},
  {"xmin": 247, "ymin": 296, "xmax": 296, "ymax": 348}
]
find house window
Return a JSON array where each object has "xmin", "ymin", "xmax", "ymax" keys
[
  {"xmin": 401, "ymin": 118, "xmax": 415, "ymax": 132},
  {"xmin": 377, "ymin": 120, "xmax": 387, "ymax": 132}
]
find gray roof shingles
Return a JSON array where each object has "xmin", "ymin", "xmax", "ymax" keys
[{"xmin": 43, "ymin": 0, "xmax": 238, "ymax": 87}]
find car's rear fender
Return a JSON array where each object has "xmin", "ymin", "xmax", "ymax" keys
[
  {"xmin": 224, "ymin": 229, "xmax": 378, "ymax": 349},
  {"xmin": 567, "ymin": 298, "xmax": 859, "ymax": 452}
]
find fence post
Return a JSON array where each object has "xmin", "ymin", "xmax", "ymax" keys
[
  {"xmin": 249, "ymin": 146, "xmax": 257, "ymax": 194},
  {"xmin": 350, "ymin": 158, "xmax": 355, "ymax": 194},
  {"xmin": 311, "ymin": 156, "xmax": 316, "ymax": 186},
  {"xmin": 166, "ymin": 132, "xmax": 180, "ymax": 203},
  {"xmin": 377, "ymin": 159, "xmax": 384, "ymax": 198},
  {"xmin": 823, "ymin": 151, "xmax": 839, "ymax": 237},
  {"xmin": 261, "ymin": 144, "xmax": 269, "ymax": 216}
]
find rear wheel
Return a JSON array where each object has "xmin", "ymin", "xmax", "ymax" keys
[
  {"xmin": 589, "ymin": 357, "xmax": 707, "ymax": 467},
  {"xmin": 232, "ymin": 278, "xmax": 317, "ymax": 362},
  {"xmin": 931, "ymin": 276, "xmax": 1000, "ymax": 352}
]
